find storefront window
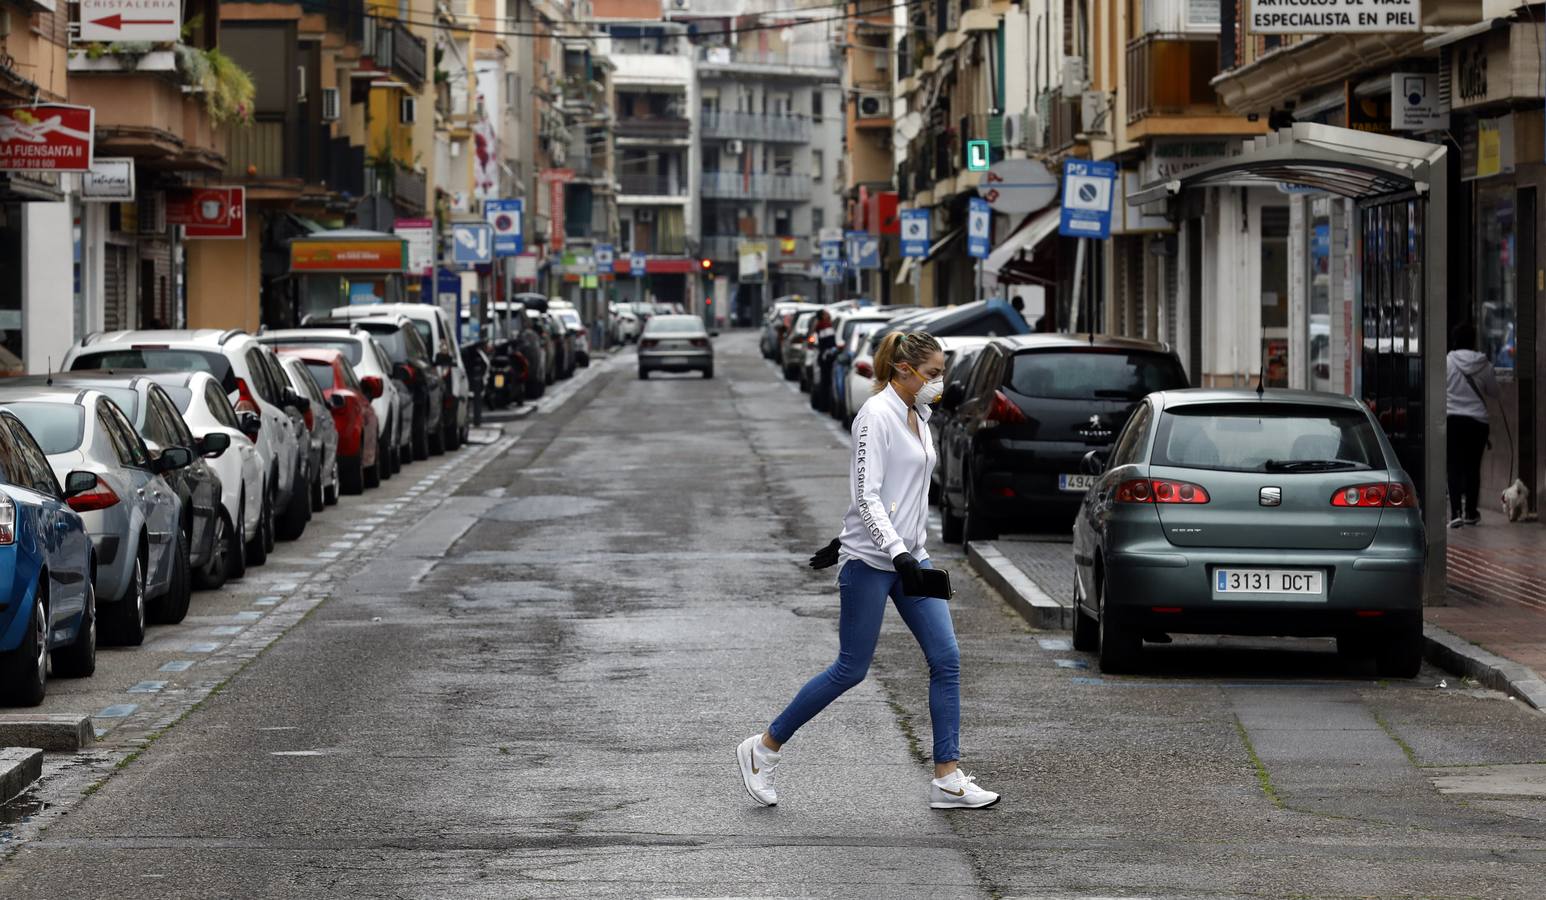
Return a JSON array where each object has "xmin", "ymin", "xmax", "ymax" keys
[
  {"xmin": 1307, "ymin": 198, "xmax": 1332, "ymax": 391},
  {"xmin": 1477, "ymin": 184, "xmax": 1516, "ymax": 373},
  {"xmin": 1260, "ymin": 205, "xmax": 1290, "ymax": 387},
  {"xmin": 0, "ymin": 204, "xmax": 22, "ymax": 375}
]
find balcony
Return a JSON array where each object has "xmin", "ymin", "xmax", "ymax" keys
[
  {"xmin": 367, "ymin": 165, "xmax": 427, "ymax": 214},
  {"xmin": 697, "ymin": 46, "xmax": 840, "ymax": 76},
  {"xmin": 702, "ymin": 173, "xmax": 812, "ymax": 201},
  {"xmin": 619, "ymin": 174, "xmax": 688, "ymax": 196},
  {"xmin": 366, "ymin": 17, "xmax": 427, "ymax": 88},
  {"xmin": 616, "ymin": 116, "xmax": 691, "ymax": 141},
  {"xmin": 223, "ymin": 118, "xmax": 285, "ymax": 179},
  {"xmin": 68, "ymin": 66, "xmax": 225, "ymax": 171},
  {"xmin": 700, "ymin": 111, "xmax": 811, "ymax": 143},
  {"xmin": 1126, "ymin": 34, "xmax": 1223, "ymax": 124}
]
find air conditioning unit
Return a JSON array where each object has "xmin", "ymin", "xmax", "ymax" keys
[
  {"xmin": 857, "ymin": 92, "xmax": 890, "ymax": 119},
  {"xmin": 726, "ymin": 139, "xmax": 744, "ymax": 155},
  {"xmin": 400, "ymin": 95, "xmax": 417, "ymax": 124},
  {"xmin": 321, "ymin": 87, "xmax": 341, "ymax": 122},
  {"xmin": 1003, "ymin": 113, "xmax": 1025, "ymax": 149},
  {"xmin": 1025, "ymin": 111, "xmax": 1044, "ymax": 150},
  {"xmin": 1061, "ymin": 57, "xmax": 1086, "ymax": 99},
  {"xmin": 636, "ymin": 207, "xmax": 656, "ymax": 223}
]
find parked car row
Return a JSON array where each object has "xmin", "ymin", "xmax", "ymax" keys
[
  {"xmin": 0, "ymin": 304, "xmax": 477, "ymax": 707},
  {"xmin": 469, "ymin": 295, "xmax": 586, "ymax": 410},
  {"xmin": 766, "ymin": 301, "xmax": 1426, "ymax": 680}
]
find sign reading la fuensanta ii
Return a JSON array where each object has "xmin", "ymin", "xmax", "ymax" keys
[
  {"xmin": 1250, "ymin": 0, "xmax": 1419, "ymax": 35},
  {"xmin": 0, "ymin": 105, "xmax": 94, "ymax": 172}
]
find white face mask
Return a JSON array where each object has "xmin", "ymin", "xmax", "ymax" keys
[{"xmin": 915, "ymin": 377, "xmax": 945, "ymax": 406}]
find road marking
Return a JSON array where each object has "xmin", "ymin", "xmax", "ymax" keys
[
  {"xmin": 269, "ymin": 750, "xmax": 324, "ymax": 757},
  {"xmin": 232, "ymin": 611, "xmax": 263, "ymax": 622},
  {"xmin": 1054, "ymin": 658, "xmax": 1089, "ymax": 670},
  {"xmin": 183, "ymin": 642, "xmax": 222, "ymax": 653},
  {"xmin": 158, "ymin": 661, "xmax": 195, "ymax": 673},
  {"xmin": 126, "ymin": 681, "xmax": 167, "ymax": 694},
  {"xmin": 315, "ymin": 551, "xmax": 341, "ymax": 559},
  {"xmin": 1038, "ymin": 638, "xmax": 1072, "ymax": 651},
  {"xmin": 253, "ymin": 597, "xmax": 281, "ymax": 607},
  {"xmin": 96, "ymin": 704, "xmax": 138, "ymax": 718},
  {"xmin": 210, "ymin": 626, "xmax": 244, "ymax": 636},
  {"xmin": 328, "ymin": 541, "xmax": 353, "ymax": 549}
]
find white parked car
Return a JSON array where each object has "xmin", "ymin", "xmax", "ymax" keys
[
  {"xmin": 328, "ymin": 303, "xmax": 471, "ymax": 450},
  {"xmin": 64, "ymin": 330, "xmax": 310, "ymax": 562},
  {"xmin": 141, "ymin": 371, "xmax": 265, "ymax": 582}
]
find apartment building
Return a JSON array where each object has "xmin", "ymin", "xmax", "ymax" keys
[{"xmin": 845, "ymin": 0, "xmax": 899, "ymax": 305}]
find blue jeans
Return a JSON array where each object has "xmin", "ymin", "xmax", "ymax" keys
[{"xmin": 768, "ymin": 558, "xmax": 961, "ymax": 762}]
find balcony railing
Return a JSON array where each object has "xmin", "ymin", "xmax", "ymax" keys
[
  {"xmin": 367, "ymin": 17, "xmax": 427, "ymax": 87},
  {"xmin": 700, "ymin": 111, "xmax": 811, "ymax": 143},
  {"xmin": 701, "ymin": 173, "xmax": 812, "ymax": 201},
  {"xmin": 619, "ymin": 173, "xmax": 687, "ymax": 196},
  {"xmin": 223, "ymin": 119, "xmax": 284, "ymax": 179},
  {"xmin": 697, "ymin": 46, "xmax": 839, "ymax": 71},
  {"xmin": 1043, "ymin": 91, "xmax": 1084, "ymax": 151},
  {"xmin": 615, "ymin": 116, "xmax": 691, "ymax": 140},
  {"xmin": 1126, "ymin": 34, "xmax": 1222, "ymax": 123}
]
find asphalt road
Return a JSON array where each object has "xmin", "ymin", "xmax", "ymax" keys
[{"xmin": 1, "ymin": 333, "xmax": 1545, "ymax": 898}]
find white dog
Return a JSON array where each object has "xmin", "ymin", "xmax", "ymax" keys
[{"xmin": 1501, "ymin": 478, "xmax": 1530, "ymax": 522}]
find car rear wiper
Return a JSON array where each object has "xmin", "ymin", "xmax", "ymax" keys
[{"xmin": 1264, "ymin": 459, "xmax": 1357, "ymax": 472}]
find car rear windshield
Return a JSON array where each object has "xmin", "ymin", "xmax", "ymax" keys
[
  {"xmin": 92, "ymin": 386, "xmax": 141, "ymax": 425},
  {"xmin": 304, "ymin": 363, "xmax": 335, "ymax": 393},
  {"xmin": 1153, "ymin": 404, "xmax": 1385, "ymax": 473},
  {"xmin": 273, "ymin": 338, "xmax": 362, "ymax": 365},
  {"xmin": 71, "ymin": 349, "xmax": 236, "ymax": 393},
  {"xmin": 6, "ymin": 402, "xmax": 85, "ymax": 454},
  {"xmin": 1008, "ymin": 350, "xmax": 1188, "ymax": 401},
  {"xmin": 646, "ymin": 318, "xmax": 705, "ymax": 335},
  {"xmin": 355, "ymin": 324, "xmax": 410, "ymax": 360},
  {"xmin": 160, "ymin": 385, "xmax": 194, "ymax": 414}
]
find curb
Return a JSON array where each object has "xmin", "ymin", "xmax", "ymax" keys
[
  {"xmin": 1424, "ymin": 625, "xmax": 1546, "ymax": 711},
  {"xmin": 0, "ymin": 715, "xmax": 94, "ymax": 752},
  {"xmin": 0, "ymin": 748, "xmax": 42, "ymax": 804},
  {"xmin": 966, "ymin": 540, "xmax": 1072, "ymax": 630}
]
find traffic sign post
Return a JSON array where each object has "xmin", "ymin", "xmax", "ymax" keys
[
  {"xmin": 629, "ymin": 252, "xmax": 646, "ymax": 278},
  {"xmin": 452, "ymin": 222, "xmax": 495, "ymax": 266},
  {"xmin": 484, "ymin": 198, "xmax": 523, "ymax": 256},
  {"xmin": 594, "ymin": 243, "xmax": 615, "ymax": 278},
  {"xmin": 966, "ymin": 198, "xmax": 991, "ymax": 259},
  {"xmin": 80, "ymin": 0, "xmax": 181, "ymax": 42},
  {"xmin": 966, "ymin": 140, "xmax": 991, "ymax": 172},
  {"xmin": 900, "ymin": 209, "xmax": 930, "ymax": 258},
  {"xmin": 1058, "ymin": 159, "xmax": 1117, "ymax": 239}
]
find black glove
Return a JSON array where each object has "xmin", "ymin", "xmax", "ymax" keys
[
  {"xmin": 808, "ymin": 538, "xmax": 841, "ymax": 569},
  {"xmin": 892, "ymin": 552, "xmax": 924, "ymax": 595}
]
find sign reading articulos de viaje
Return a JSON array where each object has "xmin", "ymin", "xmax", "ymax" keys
[{"xmin": 1251, "ymin": 0, "xmax": 1420, "ymax": 34}]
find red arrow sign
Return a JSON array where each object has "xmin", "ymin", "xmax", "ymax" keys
[{"xmin": 89, "ymin": 14, "xmax": 177, "ymax": 30}]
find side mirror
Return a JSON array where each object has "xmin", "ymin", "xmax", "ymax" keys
[
  {"xmin": 63, "ymin": 471, "xmax": 97, "ymax": 498},
  {"xmin": 941, "ymin": 382, "xmax": 966, "ymax": 412},
  {"xmin": 237, "ymin": 411, "xmax": 261, "ymax": 439},
  {"xmin": 1081, "ymin": 449, "xmax": 1109, "ymax": 476},
  {"xmin": 391, "ymin": 362, "xmax": 411, "ymax": 382},
  {"xmin": 155, "ymin": 446, "xmax": 194, "ymax": 473},
  {"xmin": 329, "ymin": 393, "xmax": 346, "ymax": 410},
  {"xmin": 361, "ymin": 376, "xmax": 384, "ymax": 400},
  {"xmin": 709, "ymin": 330, "xmax": 720, "ymax": 338},
  {"xmin": 199, "ymin": 432, "xmax": 231, "ymax": 458},
  {"xmin": 283, "ymin": 389, "xmax": 311, "ymax": 413},
  {"xmin": 434, "ymin": 352, "xmax": 453, "ymax": 367}
]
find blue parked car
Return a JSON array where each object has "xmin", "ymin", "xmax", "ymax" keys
[{"xmin": 0, "ymin": 408, "xmax": 99, "ymax": 706}]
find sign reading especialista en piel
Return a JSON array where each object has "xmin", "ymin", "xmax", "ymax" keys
[{"xmin": 1251, "ymin": 0, "xmax": 1419, "ymax": 34}]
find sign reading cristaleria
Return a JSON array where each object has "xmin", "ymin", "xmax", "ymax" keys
[{"xmin": 1250, "ymin": 0, "xmax": 1420, "ymax": 34}]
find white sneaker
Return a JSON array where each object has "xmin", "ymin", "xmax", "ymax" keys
[
  {"xmin": 737, "ymin": 734, "xmax": 779, "ymax": 806},
  {"xmin": 929, "ymin": 770, "xmax": 1000, "ymax": 809}
]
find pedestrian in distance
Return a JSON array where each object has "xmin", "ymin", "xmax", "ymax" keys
[
  {"xmin": 810, "ymin": 310, "xmax": 836, "ymax": 414},
  {"xmin": 1446, "ymin": 321, "xmax": 1499, "ymax": 528},
  {"xmin": 738, "ymin": 330, "xmax": 1001, "ymax": 810}
]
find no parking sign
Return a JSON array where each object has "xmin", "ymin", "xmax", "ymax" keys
[
  {"xmin": 484, "ymin": 198, "xmax": 523, "ymax": 256},
  {"xmin": 1058, "ymin": 160, "xmax": 1116, "ymax": 240}
]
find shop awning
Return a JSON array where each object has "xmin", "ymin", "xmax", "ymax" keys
[
  {"xmin": 984, "ymin": 207, "xmax": 1060, "ymax": 276},
  {"xmin": 895, "ymin": 257, "xmax": 914, "ymax": 285},
  {"xmin": 925, "ymin": 228, "xmax": 961, "ymax": 261},
  {"xmin": 1128, "ymin": 123, "xmax": 1443, "ymax": 204}
]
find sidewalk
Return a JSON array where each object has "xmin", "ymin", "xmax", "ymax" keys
[{"xmin": 971, "ymin": 524, "xmax": 1546, "ymax": 711}]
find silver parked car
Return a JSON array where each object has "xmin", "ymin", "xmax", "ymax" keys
[
  {"xmin": 637, "ymin": 315, "xmax": 715, "ymax": 379},
  {"xmin": 0, "ymin": 387, "xmax": 193, "ymax": 646},
  {"xmin": 1071, "ymin": 389, "xmax": 1426, "ymax": 677},
  {"xmin": 279, "ymin": 355, "xmax": 341, "ymax": 510}
]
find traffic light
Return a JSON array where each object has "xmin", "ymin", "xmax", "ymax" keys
[{"xmin": 699, "ymin": 257, "xmax": 713, "ymax": 273}]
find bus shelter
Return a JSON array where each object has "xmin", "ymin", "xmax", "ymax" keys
[{"xmin": 1131, "ymin": 124, "xmax": 1449, "ymax": 602}]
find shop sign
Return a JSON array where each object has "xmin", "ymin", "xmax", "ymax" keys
[
  {"xmin": 291, "ymin": 239, "xmax": 406, "ymax": 273},
  {"xmin": 1448, "ymin": 23, "xmax": 1545, "ymax": 112},
  {"xmin": 1139, "ymin": 139, "xmax": 1240, "ymax": 185},
  {"xmin": 80, "ymin": 0, "xmax": 181, "ymax": 42},
  {"xmin": 1250, "ymin": 0, "xmax": 1418, "ymax": 34},
  {"xmin": 166, "ymin": 187, "xmax": 236, "ymax": 227},
  {"xmin": 394, "ymin": 217, "xmax": 435, "ymax": 275},
  {"xmin": 1391, "ymin": 73, "xmax": 1448, "ymax": 131},
  {"xmin": 186, "ymin": 188, "xmax": 246, "ymax": 239},
  {"xmin": 1476, "ymin": 114, "xmax": 1515, "ymax": 179},
  {"xmin": 0, "ymin": 105, "xmax": 94, "ymax": 172},
  {"xmin": 540, "ymin": 169, "xmax": 572, "ymax": 252},
  {"xmin": 82, "ymin": 157, "xmax": 135, "ymax": 202}
]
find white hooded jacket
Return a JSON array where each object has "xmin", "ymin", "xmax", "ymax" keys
[
  {"xmin": 1446, "ymin": 349, "xmax": 1498, "ymax": 423},
  {"xmin": 837, "ymin": 384, "xmax": 935, "ymax": 571}
]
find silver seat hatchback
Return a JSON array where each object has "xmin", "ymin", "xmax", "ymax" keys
[{"xmin": 1071, "ymin": 389, "xmax": 1426, "ymax": 677}]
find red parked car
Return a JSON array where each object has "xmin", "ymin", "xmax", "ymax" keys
[{"xmin": 278, "ymin": 347, "xmax": 382, "ymax": 494}]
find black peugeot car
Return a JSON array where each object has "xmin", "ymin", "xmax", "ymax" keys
[{"xmin": 935, "ymin": 334, "xmax": 1189, "ymax": 544}]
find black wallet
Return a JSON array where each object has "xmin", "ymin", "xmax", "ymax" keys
[{"xmin": 902, "ymin": 566, "xmax": 954, "ymax": 599}]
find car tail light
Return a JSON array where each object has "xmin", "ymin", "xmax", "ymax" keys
[
  {"xmin": 131, "ymin": 344, "xmax": 169, "ymax": 350},
  {"xmin": 1331, "ymin": 481, "xmax": 1416, "ymax": 508},
  {"xmin": 0, "ymin": 495, "xmax": 12, "ymax": 544},
  {"xmin": 690, "ymin": 338, "xmax": 709, "ymax": 348},
  {"xmin": 233, "ymin": 378, "xmax": 260, "ymax": 415},
  {"xmin": 983, "ymin": 390, "xmax": 1027, "ymax": 427},
  {"xmin": 855, "ymin": 360, "xmax": 872, "ymax": 378},
  {"xmin": 807, "ymin": 334, "xmax": 817, "ymax": 345},
  {"xmin": 1116, "ymin": 478, "xmax": 1210, "ymax": 504},
  {"xmin": 640, "ymin": 339, "xmax": 658, "ymax": 350},
  {"xmin": 67, "ymin": 482, "xmax": 120, "ymax": 512}
]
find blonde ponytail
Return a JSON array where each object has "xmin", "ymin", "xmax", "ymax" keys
[{"xmin": 871, "ymin": 329, "xmax": 942, "ymax": 392}]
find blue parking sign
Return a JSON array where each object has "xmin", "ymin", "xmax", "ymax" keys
[
  {"xmin": 966, "ymin": 197, "xmax": 990, "ymax": 259},
  {"xmin": 484, "ymin": 199, "xmax": 523, "ymax": 256},
  {"xmin": 630, "ymin": 252, "xmax": 646, "ymax": 277},
  {"xmin": 900, "ymin": 209, "xmax": 930, "ymax": 258},
  {"xmin": 452, "ymin": 222, "xmax": 494, "ymax": 265},
  {"xmin": 595, "ymin": 243, "xmax": 615, "ymax": 273},
  {"xmin": 1058, "ymin": 159, "xmax": 1117, "ymax": 240}
]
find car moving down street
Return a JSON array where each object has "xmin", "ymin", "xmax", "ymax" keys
[
  {"xmin": 638, "ymin": 315, "xmax": 715, "ymax": 379},
  {"xmin": 1071, "ymin": 389, "xmax": 1427, "ymax": 677}
]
